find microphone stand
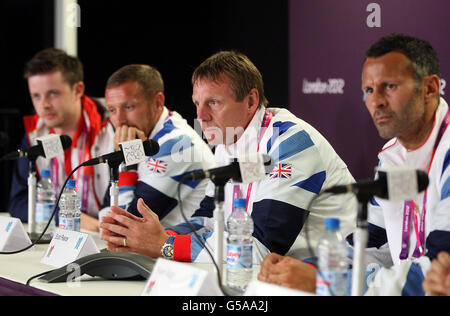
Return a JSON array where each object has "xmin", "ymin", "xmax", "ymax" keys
[
  {"xmin": 211, "ymin": 177, "xmax": 229, "ymax": 284},
  {"xmin": 27, "ymin": 159, "xmax": 37, "ymax": 239},
  {"xmin": 26, "ymin": 157, "xmax": 52, "ymax": 244},
  {"xmin": 351, "ymin": 192, "xmax": 371, "ymax": 296},
  {"xmin": 108, "ymin": 162, "xmax": 120, "ymax": 207}
]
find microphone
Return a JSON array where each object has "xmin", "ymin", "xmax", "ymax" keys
[
  {"xmin": 82, "ymin": 139, "xmax": 160, "ymax": 166},
  {"xmin": 184, "ymin": 153, "xmax": 274, "ymax": 183},
  {"xmin": 324, "ymin": 169, "xmax": 429, "ymax": 200},
  {"xmin": 2, "ymin": 135, "xmax": 72, "ymax": 160}
]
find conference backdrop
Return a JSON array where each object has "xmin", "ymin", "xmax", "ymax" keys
[{"xmin": 290, "ymin": 0, "xmax": 449, "ymax": 179}]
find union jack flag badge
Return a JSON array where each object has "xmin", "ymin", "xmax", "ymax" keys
[
  {"xmin": 270, "ymin": 163, "xmax": 292, "ymax": 179},
  {"xmin": 147, "ymin": 158, "xmax": 168, "ymax": 175}
]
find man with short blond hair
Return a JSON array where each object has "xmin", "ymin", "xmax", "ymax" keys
[
  {"xmin": 100, "ymin": 64, "xmax": 215, "ymax": 227},
  {"xmin": 100, "ymin": 51, "xmax": 357, "ymax": 264}
]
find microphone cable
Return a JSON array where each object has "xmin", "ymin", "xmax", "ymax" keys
[
  {"xmin": 0, "ymin": 165, "xmax": 83, "ymax": 255},
  {"xmin": 177, "ymin": 175, "xmax": 238, "ymax": 297}
]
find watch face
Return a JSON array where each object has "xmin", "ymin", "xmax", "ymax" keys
[{"xmin": 163, "ymin": 245, "xmax": 173, "ymax": 258}]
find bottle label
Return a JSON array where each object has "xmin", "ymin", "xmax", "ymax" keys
[
  {"xmin": 74, "ymin": 217, "xmax": 81, "ymax": 232},
  {"xmin": 59, "ymin": 217, "xmax": 81, "ymax": 232},
  {"xmin": 227, "ymin": 244, "xmax": 252, "ymax": 269},
  {"xmin": 316, "ymin": 270, "xmax": 348, "ymax": 296},
  {"xmin": 36, "ymin": 203, "xmax": 55, "ymax": 223}
]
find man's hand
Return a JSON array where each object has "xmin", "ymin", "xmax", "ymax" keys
[
  {"xmin": 423, "ymin": 252, "xmax": 450, "ymax": 296},
  {"xmin": 100, "ymin": 198, "xmax": 169, "ymax": 258},
  {"xmin": 113, "ymin": 125, "xmax": 147, "ymax": 150},
  {"xmin": 258, "ymin": 253, "xmax": 317, "ymax": 293}
]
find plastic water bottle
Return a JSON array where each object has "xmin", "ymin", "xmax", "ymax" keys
[
  {"xmin": 58, "ymin": 180, "xmax": 81, "ymax": 232},
  {"xmin": 226, "ymin": 198, "xmax": 254, "ymax": 292},
  {"xmin": 316, "ymin": 218, "xmax": 349, "ymax": 296},
  {"xmin": 35, "ymin": 170, "xmax": 56, "ymax": 237}
]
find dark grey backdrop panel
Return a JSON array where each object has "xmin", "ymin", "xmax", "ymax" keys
[{"xmin": 290, "ymin": 0, "xmax": 449, "ymax": 179}]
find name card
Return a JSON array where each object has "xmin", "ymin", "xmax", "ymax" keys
[
  {"xmin": 244, "ymin": 280, "xmax": 314, "ymax": 296},
  {"xmin": 0, "ymin": 217, "xmax": 32, "ymax": 252},
  {"xmin": 36, "ymin": 134, "xmax": 64, "ymax": 159},
  {"xmin": 41, "ymin": 228, "xmax": 99, "ymax": 268},
  {"xmin": 142, "ymin": 259, "xmax": 223, "ymax": 296},
  {"xmin": 120, "ymin": 139, "xmax": 146, "ymax": 166}
]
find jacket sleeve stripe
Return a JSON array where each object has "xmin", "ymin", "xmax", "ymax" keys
[
  {"xmin": 346, "ymin": 223, "xmax": 388, "ymax": 249},
  {"xmin": 271, "ymin": 130, "xmax": 315, "ymax": 163},
  {"xmin": 191, "ymin": 232, "xmax": 214, "ymax": 262},
  {"xmin": 401, "ymin": 263, "xmax": 426, "ymax": 296},
  {"xmin": 266, "ymin": 121, "xmax": 296, "ymax": 153},
  {"xmin": 153, "ymin": 120, "xmax": 176, "ymax": 142},
  {"xmin": 166, "ymin": 217, "xmax": 204, "ymax": 235},
  {"xmin": 171, "ymin": 170, "xmax": 203, "ymax": 189},
  {"xmin": 192, "ymin": 196, "xmax": 216, "ymax": 218},
  {"xmin": 118, "ymin": 171, "xmax": 138, "ymax": 186},
  {"xmin": 153, "ymin": 135, "xmax": 193, "ymax": 159},
  {"xmin": 127, "ymin": 182, "xmax": 178, "ymax": 220},
  {"xmin": 442, "ymin": 148, "xmax": 450, "ymax": 179},
  {"xmin": 173, "ymin": 234, "xmax": 192, "ymax": 262},
  {"xmin": 292, "ymin": 171, "xmax": 326, "ymax": 194},
  {"xmin": 251, "ymin": 199, "xmax": 309, "ymax": 255},
  {"xmin": 441, "ymin": 176, "xmax": 450, "ymax": 200}
]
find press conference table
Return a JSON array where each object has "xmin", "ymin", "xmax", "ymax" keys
[{"xmin": 0, "ymin": 213, "xmax": 259, "ymax": 296}]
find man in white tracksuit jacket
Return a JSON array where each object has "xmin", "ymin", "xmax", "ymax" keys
[{"xmin": 99, "ymin": 51, "xmax": 357, "ymax": 264}]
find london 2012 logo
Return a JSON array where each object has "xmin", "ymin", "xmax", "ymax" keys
[{"xmin": 302, "ymin": 78, "xmax": 345, "ymax": 95}]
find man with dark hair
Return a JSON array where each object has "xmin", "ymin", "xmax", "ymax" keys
[
  {"xmin": 8, "ymin": 48, "xmax": 115, "ymax": 232},
  {"xmin": 258, "ymin": 33, "xmax": 449, "ymax": 296},
  {"xmin": 100, "ymin": 64, "xmax": 215, "ymax": 227},
  {"xmin": 365, "ymin": 33, "xmax": 440, "ymax": 93},
  {"xmin": 100, "ymin": 51, "xmax": 356, "ymax": 264}
]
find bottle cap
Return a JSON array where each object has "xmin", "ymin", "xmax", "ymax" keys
[
  {"xmin": 234, "ymin": 198, "xmax": 247, "ymax": 209},
  {"xmin": 41, "ymin": 170, "xmax": 51, "ymax": 178},
  {"xmin": 325, "ymin": 218, "xmax": 340, "ymax": 230},
  {"xmin": 65, "ymin": 180, "xmax": 76, "ymax": 188}
]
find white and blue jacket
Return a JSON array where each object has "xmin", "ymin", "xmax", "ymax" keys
[
  {"xmin": 100, "ymin": 107, "xmax": 215, "ymax": 227},
  {"xmin": 166, "ymin": 107, "xmax": 357, "ymax": 263},
  {"xmin": 347, "ymin": 98, "xmax": 450, "ymax": 296}
]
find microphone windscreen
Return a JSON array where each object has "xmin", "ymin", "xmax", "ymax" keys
[
  {"xmin": 60, "ymin": 135, "xmax": 72, "ymax": 150},
  {"xmin": 144, "ymin": 139, "xmax": 160, "ymax": 156},
  {"xmin": 416, "ymin": 170, "xmax": 429, "ymax": 193}
]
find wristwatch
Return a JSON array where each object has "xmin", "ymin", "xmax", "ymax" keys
[
  {"xmin": 119, "ymin": 162, "xmax": 138, "ymax": 173},
  {"xmin": 161, "ymin": 236, "xmax": 175, "ymax": 260}
]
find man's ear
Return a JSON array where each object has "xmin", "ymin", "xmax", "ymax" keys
[
  {"xmin": 154, "ymin": 92, "xmax": 165, "ymax": 109},
  {"xmin": 423, "ymin": 75, "xmax": 440, "ymax": 104},
  {"xmin": 73, "ymin": 81, "xmax": 85, "ymax": 99},
  {"xmin": 247, "ymin": 88, "xmax": 260, "ymax": 114}
]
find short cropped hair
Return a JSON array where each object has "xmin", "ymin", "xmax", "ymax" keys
[
  {"xmin": 366, "ymin": 33, "xmax": 440, "ymax": 83},
  {"xmin": 106, "ymin": 64, "xmax": 164, "ymax": 98},
  {"xmin": 192, "ymin": 51, "xmax": 269, "ymax": 107},
  {"xmin": 24, "ymin": 48, "xmax": 84, "ymax": 86}
]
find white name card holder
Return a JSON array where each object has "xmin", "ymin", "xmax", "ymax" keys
[
  {"xmin": 244, "ymin": 280, "xmax": 315, "ymax": 296},
  {"xmin": 142, "ymin": 259, "xmax": 223, "ymax": 296},
  {"xmin": 41, "ymin": 228, "xmax": 100, "ymax": 268},
  {"xmin": 0, "ymin": 217, "xmax": 32, "ymax": 252}
]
